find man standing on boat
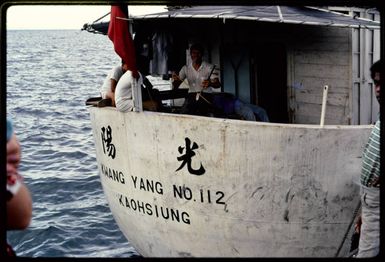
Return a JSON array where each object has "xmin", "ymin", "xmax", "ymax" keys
[
  {"xmin": 355, "ymin": 60, "xmax": 381, "ymax": 258},
  {"xmin": 171, "ymin": 43, "xmax": 221, "ymax": 115}
]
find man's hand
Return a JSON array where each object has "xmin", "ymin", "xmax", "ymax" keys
[
  {"xmin": 171, "ymin": 72, "xmax": 181, "ymax": 82},
  {"xmin": 201, "ymin": 79, "xmax": 210, "ymax": 89},
  {"xmin": 171, "ymin": 72, "xmax": 182, "ymax": 89}
]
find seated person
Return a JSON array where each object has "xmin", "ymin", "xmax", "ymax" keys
[
  {"xmin": 115, "ymin": 71, "xmax": 163, "ymax": 113},
  {"xmin": 100, "ymin": 60, "xmax": 128, "ymax": 106},
  {"xmin": 244, "ymin": 103, "xmax": 270, "ymax": 122},
  {"xmin": 212, "ymin": 93, "xmax": 269, "ymax": 122},
  {"xmin": 115, "ymin": 70, "xmax": 143, "ymax": 112}
]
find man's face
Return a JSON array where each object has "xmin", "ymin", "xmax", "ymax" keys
[
  {"xmin": 190, "ymin": 49, "xmax": 202, "ymax": 64},
  {"xmin": 373, "ymin": 72, "xmax": 380, "ymax": 102}
]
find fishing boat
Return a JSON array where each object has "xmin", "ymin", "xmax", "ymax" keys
[{"xmin": 86, "ymin": 5, "xmax": 380, "ymax": 257}]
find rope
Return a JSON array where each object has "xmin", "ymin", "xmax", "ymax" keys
[
  {"xmin": 197, "ymin": 93, "xmax": 212, "ymax": 105},
  {"xmin": 92, "ymin": 12, "xmax": 110, "ymax": 24}
]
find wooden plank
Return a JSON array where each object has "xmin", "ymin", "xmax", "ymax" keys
[
  {"xmin": 352, "ymin": 82, "xmax": 360, "ymax": 125},
  {"xmin": 293, "ymin": 41, "xmax": 349, "ymax": 52},
  {"xmin": 294, "ymin": 51, "xmax": 349, "ymax": 66},
  {"xmin": 295, "ymin": 91, "xmax": 349, "ymax": 107},
  {"xmin": 292, "ymin": 77, "xmax": 350, "ymax": 91},
  {"xmin": 294, "ymin": 63, "xmax": 349, "ymax": 79},
  {"xmin": 294, "ymin": 26, "xmax": 350, "ymax": 38},
  {"xmin": 359, "ymin": 83, "xmax": 373, "ymax": 124},
  {"xmin": 294, "ymin": 114, "xmax": 348, "ymax": 125},
  {"xmin": 295, "ymin": 102, "xmax": 349, "ymax": 124}
]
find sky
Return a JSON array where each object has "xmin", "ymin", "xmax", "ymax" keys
[{"xmin": 6, "ymin": 5, "xmax": 167, "ymax": 30}]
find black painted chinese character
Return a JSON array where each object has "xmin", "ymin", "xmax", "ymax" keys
[
  {"xmin": 101, "ymin": 125, "xmax": 116, "ymax": 159},
  {"xmin": 176, "ymin": 137, "xmax": 205, "ymax": 175}
]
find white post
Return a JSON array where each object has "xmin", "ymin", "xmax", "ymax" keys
[
  {"xmin": 132, "ymin": 76, "xmax": 143, "ymax": 112},
  {"xmin": 320, "ymin": 85, "xmax": 329, "ymax": 127},
  {"xmin": 127, "ymin": 7, "xmax": 142, "ymax": 112},
  {"xmin": 127, "ymin": 6, "xmax": 133, "ymax": 34}
]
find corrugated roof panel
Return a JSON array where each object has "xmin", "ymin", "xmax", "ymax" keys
[{"xmin": 133, "ymin": 6, "xmax": 380, "ymax": 29}]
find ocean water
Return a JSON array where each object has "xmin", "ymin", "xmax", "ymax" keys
[{"xmin": 6, "ymin": 30, "xmax": 141, "ymax": 257}]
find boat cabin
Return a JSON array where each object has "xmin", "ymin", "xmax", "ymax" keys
[
  {"xmin": 85, "ymin": 5, "xmax": 380, "ymax": 125},
  {"xmin": 130, "ymin": 6, "xmax": 380, "ymax": 125}
]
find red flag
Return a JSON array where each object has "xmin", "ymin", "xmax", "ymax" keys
[{"xmin": 108, "ymin": 5, "xmax": 138, "ymax": 78}]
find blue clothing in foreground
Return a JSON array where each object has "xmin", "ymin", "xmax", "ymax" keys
[{"xmin": 7, "ymin": 118, "xmax": 13, "ymax": 141}]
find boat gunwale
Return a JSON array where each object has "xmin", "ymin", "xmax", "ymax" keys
[{"xmin": 87, "ymin": 106, "xmax": 373, "ymax": 130}]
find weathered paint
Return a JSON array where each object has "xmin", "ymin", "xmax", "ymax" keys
[{"xmin": 89, "ymin": 107, "xmax": 372, "ymax": 257}]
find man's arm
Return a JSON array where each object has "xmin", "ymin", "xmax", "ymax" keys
[
  {"xmin": 108, "ymin": 79, "xmax": 118, "ymax": 106},
  {"xmin": 171, "ymin": 71, "xmax": 183, "ymax": 89}
]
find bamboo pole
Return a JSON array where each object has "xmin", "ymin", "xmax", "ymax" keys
[{"xmin": 320, "ymin": 85, "xmax": 329, "ymax": 127}]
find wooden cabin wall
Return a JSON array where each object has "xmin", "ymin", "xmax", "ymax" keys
[
  {"xmin": 217, "ymin": 21, "xmax": 352, "ymax": 124},
  {"xmin": 329, "ymin": 7, "xmax": 381, "ymax": 125},
  {"xmin": 287, "ymin": 26, "xmax": 352, "ymax": 125}
]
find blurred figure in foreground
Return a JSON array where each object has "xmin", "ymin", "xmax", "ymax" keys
[
  {"xmin": 6, "ymin": 118, "xmax": 33, "ymax": 256},
  {"xmin": 354, "ymin": 60, "xmax": 381, "ymax": 258}
]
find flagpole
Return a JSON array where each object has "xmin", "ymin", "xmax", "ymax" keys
[
  {"xmin": 127, "ymin": 5, "xmax": 142, "ymax": 112},
  {"xmin": 108, "ymin": 5, "xmax": 142, "ymax": 112}
]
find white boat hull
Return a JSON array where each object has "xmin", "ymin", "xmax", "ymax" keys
[{"xmin": 89, "ymin": 107, "xmax": 372, "ymax": 257}]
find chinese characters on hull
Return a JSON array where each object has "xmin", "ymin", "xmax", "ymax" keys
[
  {"xmin": 176, "ymin": 137, "xmax": 205, "ymax": 176},
  {"xmin": 101, "ymin": 126, "xmax": 204, "ymax": 176},
  {"xmin": 101, "ymin": 125, "xmax": 116, "ymax": 159}
]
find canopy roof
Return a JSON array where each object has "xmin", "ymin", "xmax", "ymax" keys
[{"xmin": 133, "ymin": 6, "xmax": 380, "ymax": 29}]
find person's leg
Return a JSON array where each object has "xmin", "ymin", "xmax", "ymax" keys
[
  {"xmin": 234, "ymin": 101, "xmax": 256, "ymax": 121},
  {"xmin": 246, "ymin": 104, "xmax": 269, "ymax": 122},
  {"xmin": 356, "ymin": 187, "xmax": 380, "ymax": 257}
]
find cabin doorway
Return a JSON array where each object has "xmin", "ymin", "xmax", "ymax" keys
[{"xmin": 252, "ymin": 43, "xmax": 288, "ymax": 123}]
